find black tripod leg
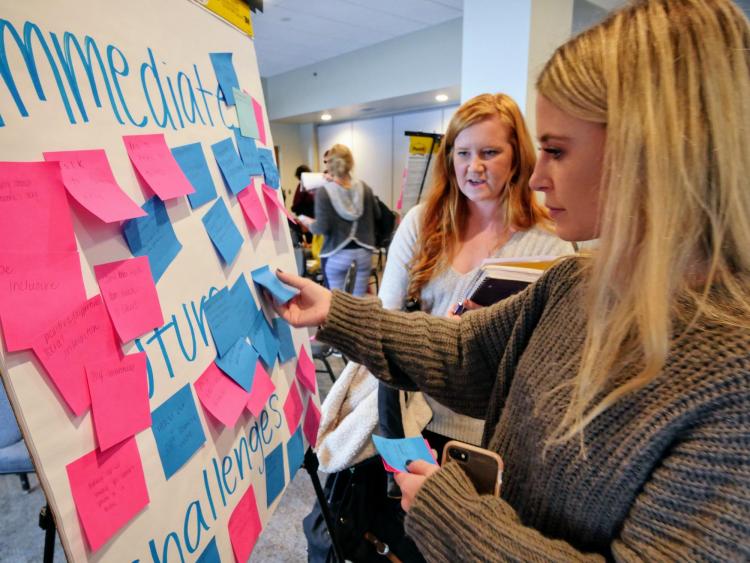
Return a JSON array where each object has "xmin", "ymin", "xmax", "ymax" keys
[
  {"xmin": 303, "ymin": 448, "xmax": 344, "ymax": 563},
  {"xmin": 38, "ymin": 504, "xmax": 56, "ymax": 563}
]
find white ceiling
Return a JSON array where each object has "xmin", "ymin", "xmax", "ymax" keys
[{"xmin": 251, "ymin": 0, "xmax": 463, "ymax": 77}]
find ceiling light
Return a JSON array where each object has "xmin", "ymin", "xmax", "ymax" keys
[
  {"xmin": 320, "ymin": 113, "xmax": 332, "ymax": 121},
  {"xmin": 435, "ymin": 94, "xmax": 449, "ymax": 102}
]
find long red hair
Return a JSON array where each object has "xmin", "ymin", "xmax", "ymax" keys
[{"xmin": 408, "ymin": 93, "xmax": 550, "ymax": 299}]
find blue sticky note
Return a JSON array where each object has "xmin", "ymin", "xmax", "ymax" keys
[
  {"xmin": 201, "ymin": 198, "xmax": 244, "ymax": 264},
  {"xmin": 273, "ymin": 318, "xmax": 297, "ymax": 363},
  {"xmin": 171, "ymin": 142, "xmax": 218, "ymax": 209},
  {"xmin": 122, "ymin": 196, "xmax": 182, "ymax": 283},
  {"xmin": 230, "ymin": 273, "xmax": 260, "ymax": 336},
  {"xmin": 251, "ymin": 265, "xmax": 299, "ymax": 304},
  {"xmin": 216, "ymin": 337, "xmax": 259, "ymax": 391},
  {"xmin": 211, "ymin": 138, "xmax": 250, "ymax": 195},
  {"xmin": 233, "ymin": 88, "xmax": 260, "ymax": 139},
  {"xmin": 265, "ymin": 443, "xmax": 286, "ymax": 507},
  {"xmin": 251, "ymin": 313, "xmax": 279, "ymax": 371},
  {"xmin": 196, "ymin": 537, "xmax": 220, "ymax": 563},
  {"xmin": 286, "ymin": 426, "xmax": 305, "ymax": 482},
  {"xmin": 371, "ymin": 435, "xmax": 438, "ymax": 474},
  {"xmin": 233, "ymin": 128, "xmax": 264, "ymax": 176},
  {"xmin": 151, "ymin": 384, "xmax": 206, "ymax": 480},
  {"xmin": 258, "ymin": 148, "xmax": 280, "ymax": 189},
  {"xmin": 209, "ymin": 52, "xmax": 240, "ymax": 106},
  {"xmin": 204, "ymin": 287, "xmax": 245, "ymax": 357}
]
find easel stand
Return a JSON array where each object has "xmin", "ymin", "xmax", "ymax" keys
[
  {"xmin": 304, "ymin": 447, "xmax": 345, "ymax": 563},
  {"xmin": 39, "ymin": 504, "xmax": 56, "ymax": 563}
]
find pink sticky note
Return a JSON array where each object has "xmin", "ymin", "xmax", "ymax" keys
[
  {"xmin": 283, "ymin": 381, "xmax": 303, "ymax": 432},
  {"xmin": 0, "ymin": 251, "xmax": 86, "ymax": 352},
  {"xmin": 86, "ymin": 353, "xmax": 151, "ymax": 451},
  {"xmin": 237, "ymin": 185, "xmax": 268, "ymax": 233},
  {"xmin": 246, "ymin": 360, "xmax": 275, "ymax": 417},
  {"xmin": 252, "ymin": 98, "xmax": 267, "ymax": 145},
  {"xmin": 122, "ymin": 134, "xmax": 195, "ymax": 200},
  {"xmin": 228, "ymin": 485, "xmax": 263, "ymax": 562},
  {"xmin": 296, "ymin": 345, "xmax": 317, "ymax": 395},
  {"xmin": 43, "ymin": 150, "xmax": 146, "ymax": 223},
  {"xmin": 94, "ymin": 257, "xmax": 164, "ymax": 343},
  {"xmin": 194, "ymin": 362, "xmax": 249, "ymax": 427},
  {"xmin": 261, "ymin": 184, "xmax": 297, "ymax": 224},
  {"xmin": 0, "ymin": 161, "xmax": 77, "ymax": 252},
  {"xmin": 66, "ymin": 438, "xmax": 149, "ymax": 552},
  {"xmin": 33, "ymin": 295, "xmax": 122, "ymax": 416},
  {"xmin": 303, "ymin": 397, "xmax": 321, "ymax": 447}
]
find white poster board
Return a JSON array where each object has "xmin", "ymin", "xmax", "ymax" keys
[{"xmin": 0, "ymin": 1, "xmax": 319, "ymax": 561}]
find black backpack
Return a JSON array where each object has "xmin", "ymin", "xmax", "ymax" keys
[{"xmin": 374, "ymin": 196, "xmax": 397, "ymax": 248}]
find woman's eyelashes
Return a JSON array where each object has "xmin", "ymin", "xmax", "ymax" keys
[
  {"xmin": 455, "ymin": 148, "xmax": 501, "ymax": 159},
  {"xmin": 540, "ymin": 146, "xmax": 563, "ymax": 159}
]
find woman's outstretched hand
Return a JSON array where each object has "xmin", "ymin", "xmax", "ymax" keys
[{"xmin": 273, "ymin": 270, "xmax": 333, "ymax": 328}]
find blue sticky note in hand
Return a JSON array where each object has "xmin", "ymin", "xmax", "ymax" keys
[
  {"xmin": 233, "ymin": 128, "xmax": 264, "ymax": 177},
  {"xmin": 151, "ymin": 384, "xmax": 206, "ymax": 479},
  {"xmin": 122, "ymin": 196, "xmax": 182, "ymax": 283},
  {"xmin": 286, "ymin": 426, "xmax": 305, "ymax": 481},
  {"xmin": 273, "ymin": 318, "xmax": 297, "ymax": 363},
  {"xmin": 265, "ymin": 443, "xmax": 286, "ymax": 507},
  {"xmin": 371, "ymin": 435, "xmax": 438, "ymax": 474},
  {"xmin": 251, "ymin": 265, "xmax": 299, "ymax": 304},
  {"xmin": 230, "ymin": 273, "xmax": 260, "ymax": 335},
  {"xmin": 196, "ymin": 537, "xmax": 220, "ymax": 563},
  {"xmin": 171, "ymin": 142, "xmax": 218, "ymax": 209},
  {"xmin": 204, "ymin": 287, "xmax": 245, "ymax": 357},
  {"xmin": 250, "ymin": 313, "xmax": 279, "ymax": 370},
  {"xmin": 258, "ymin": 149, "xmax": 280, "ymax": 189},
  {"xmin": 201, "ymin": 198, "xmax": 244, "ymax": 264},
  {"xmin": 209, "ymin": 52, "xmax": 240, "ymax": 106},
  {"xmin": 216, "ymin": 337, "xmax": 259, "ymax": 391},
  {"xmin": 211, "ymin": 138, "xmax": 250, "ymax": 195}
]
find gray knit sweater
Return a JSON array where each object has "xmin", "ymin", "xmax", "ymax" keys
[
  {"xmin": 311, "ymin": 180, "xmax": 379, "ymax": 257},
  {"xmin": 318, "ymin": 258, "xmax": 750, "ymax": 561}
]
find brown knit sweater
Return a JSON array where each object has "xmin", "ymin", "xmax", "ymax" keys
[{"xmin": 318, "ymin": 258, "xmax": 750, "ymax": 561}]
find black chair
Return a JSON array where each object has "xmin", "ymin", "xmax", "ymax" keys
[{"xmin": 312, "ymin": 261, "xmax": 356, "ymax": 383}]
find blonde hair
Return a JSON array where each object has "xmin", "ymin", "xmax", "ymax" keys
[
  {"xmin": 326, "ymin": 144, "xmax": 354, "ymax": 180},
  {"xmin": 408, "ymin": 93, "xmax": 550, "ymax": 299},
  {"xmin": 537, "ymin": 0, "xmax": 750, "ymax": 448}
]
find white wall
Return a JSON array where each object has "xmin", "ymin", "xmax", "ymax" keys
[
  {"xmin": 265, "ymin": 19, "xmax": 462, "ymax": 121},
  {"xmin": 316, "ymin": 105, "xmax": 459, "ymax": 209}
]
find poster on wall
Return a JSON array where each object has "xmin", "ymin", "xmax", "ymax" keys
[
  {"xmin": 0, "ymin": 1, "xmax": 320, "ymax": 561},
  {"xmin": 398, "ymin": 132, "xmax": 442, "ymax": 215}
]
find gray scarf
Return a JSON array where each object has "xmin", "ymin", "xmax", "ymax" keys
[{"xmin": 323, "ymin": 179, "xmax": 365, "ymax": 221}]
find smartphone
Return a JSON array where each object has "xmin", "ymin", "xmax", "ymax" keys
[{"xmin": 441, "ymin": 440, "xmax": 503, "ymax": 496}]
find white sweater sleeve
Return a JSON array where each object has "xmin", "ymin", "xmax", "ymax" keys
[{"xmin": 377, "ymin": 205, "xmax": 422, "ymax": 311}]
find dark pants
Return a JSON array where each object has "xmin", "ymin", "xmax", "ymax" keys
[{"xmin": 377, "ymin": 383, "xmax": 404, "ymax": 438}]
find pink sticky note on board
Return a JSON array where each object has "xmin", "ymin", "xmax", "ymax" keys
[
  {"xmin": 228, "ymin": 484, "xmax": 263, "ymax": 562},
  {"xmin": 0, "ymin": 251, "xmax": 86, "ymax": 352},
  {"xmin": 237, "ymin": 185, "xmax": 268, "ymax": 232},
  {"xmin": 246, "ymin": 360, "xmax": 275, "ymax": 417},
  {"xmin": 252, "ymin": 98, "xmax": 267, "ymax": 145},
  {"xmin": 0, "ymin": 161, "xmax": 77, "ymax": 252},
  {"xmin": 194, "ymin": 362, "xmax": 249, "ymax": 427},
  {"xmin": 94, "ymin": 256, "xmax": 164, "ymax": 343},
  {"xmin": 66, "ymin": 438, "xmax": 149, "ymax": 552},
  {"xmin": 122, "ymin": 134, "xmax": 195, "ymax": 200},
  {"xmin": 261, "ymin": 184, "xmax": 297, "ymax": 224},
  {"xmin": 303, "ymin": 397, "xmax": 321, "ymax": 447},
  {"xmin": 296, "ymin": 345, "xmax": 316, "ymax": 395},
  {"xmin": 33, "ymin": 295, "xmax": 122, "ymax": 416},
  {"xmin": 43, "ymin": 150, "xmax": 146, "ymax": 223},
  {"xmin": 283, "ymin": 381, "xmax": 303, "ymax": 432},
  {"xmin": 86, "ymin": 353, "xmax": 151, "ymax": 451}
]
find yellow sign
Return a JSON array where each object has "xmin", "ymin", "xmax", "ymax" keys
[
  {"xmin": 409, "ymin": 135, "xmax": 440, "ymax": 155},
  {"xmin": 195, "ymin": 0, "xmax": 253, "ymax": 37}
]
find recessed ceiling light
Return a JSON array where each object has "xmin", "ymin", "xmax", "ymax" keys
[
  {"xmin": 435, "ymin": 94, "xmax": 449, "ymax": 102},
  {"xmin": 320, "ymin": 113, "xmax": 332, "ymax": 121}
]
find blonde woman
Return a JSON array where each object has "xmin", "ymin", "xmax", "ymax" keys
[
  {"xmin": 300, "ymin": 144, "xmax": 380, "ymax": 295},
  {"xmin": 276, "ymin": 0, "xmax": 750, "ymax": 559},
  {"xmin": 377, "ymin": 93, "xmax": 572, "ymax": 490}
]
